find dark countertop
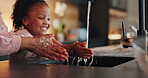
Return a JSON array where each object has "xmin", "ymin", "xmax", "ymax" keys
[
  {"xmin": 1, "ymin": 45, "xmax": 148, "ymax": 78},
  {"xmin": 0, "ymin": 60, "xmax": 148, "ymax": 78}
]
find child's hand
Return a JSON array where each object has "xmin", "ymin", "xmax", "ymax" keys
[
  {"xmin": 72, "ymin": 41, "xmax": 94, "ymax": 58},
  {"xmin": 73, "ymin": 41, "xmax": 86, "ymax": 47}
]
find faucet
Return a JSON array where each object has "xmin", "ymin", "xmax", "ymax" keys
[
  {"xmin": 121, "ymin": 0, "xmax": 147, "ymax": 52},
  {"xmin": 136, "ymin": 0, "xmax": 147, "ymax": 52}
]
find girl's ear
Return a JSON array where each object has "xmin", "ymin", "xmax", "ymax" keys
[{"xmin": 22, "ymin": 17, "xmax": 28, "ymax": 26}]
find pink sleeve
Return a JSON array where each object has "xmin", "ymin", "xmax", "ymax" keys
[{"xmin": 0, "ymin": 12, "xmax": 21, "ymax": 55}]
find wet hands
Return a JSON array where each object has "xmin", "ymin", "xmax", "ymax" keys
[
  {"xmin": 32, "ymin": 34, "xmax": 68, "ymax": 61},
  {"xmin": 30, "ymin": 34, "xmax": 93, "ymax": 61}
]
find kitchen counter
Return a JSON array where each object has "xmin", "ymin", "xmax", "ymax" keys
[
  {"xmin": 1, "ymin": 44, "xmax": 148, "ymax": 78},
  {"xmin": 0, "ymin": 59, "xmax": 148, "ymax": 78}
]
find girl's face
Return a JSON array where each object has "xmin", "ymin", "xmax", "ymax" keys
[{"xmin": 24, "ymin": 3, "xmax": 50, "ymax": 36}]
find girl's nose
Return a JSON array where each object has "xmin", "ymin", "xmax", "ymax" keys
[{"xmin": 43, "ymin": 19, "xmax": 50, "ymax": 25}]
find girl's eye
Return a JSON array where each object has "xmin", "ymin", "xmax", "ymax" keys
[
  {"xmin": 38, "ymin": 17, "xmax": 44, "ymax": 19},
  {"xmin": 47, "ymin": 18, "xmax": 50, "ymax": 21}
]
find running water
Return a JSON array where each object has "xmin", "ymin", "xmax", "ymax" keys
[{"xmin": 77, "ymin": 0, "xmax": 94, "ymax": 66}]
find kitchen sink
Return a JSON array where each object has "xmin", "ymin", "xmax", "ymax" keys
[
  {"xmin": 10, "ymin": 56, "xmax": 135, "ymax": 67},
  {"xmin": 63, "ymin": 56, "xmax": 135, "ymax": 67},
  {"xmin": 90, "ymin": 56, "xmax": 134, "ymax": 67}
]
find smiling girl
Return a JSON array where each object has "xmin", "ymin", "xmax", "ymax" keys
[{"xmin": 10, "ymin": 0, "xmax": 93, "ymax": 62}]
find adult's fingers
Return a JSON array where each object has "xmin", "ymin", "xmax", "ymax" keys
[
  {"xmin": 47, "ymin": 48, "xmax": 68, "ymax": 60},
  {"xmin": 33, "ymin": 47, "xmax": 58, "ymax": 60},
  {"xmin": 49, "ymin": 45, "xmax": 68, "ymax": 56},
  {"xmin": 42, "ymin": 53, "xmax": 58, "ymax": 60},
  {"xmin": 34, "ymin": 45, "xmax": 68, "ymax": 61},
  {"xmin": 51, "ymin": 37, "xmax": 62, "ymax": 46},
  {"xmin": 33, "ymin": 34, "xmax": 68, "ymax": 61},
  {"xmin": 43, "ymin": 46, "xmax": 68, "ymax": 61}
]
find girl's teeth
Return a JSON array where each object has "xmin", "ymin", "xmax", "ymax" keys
[{"xmin": 40, "ymin": 27, "xmax": 47, "ymax": 31}]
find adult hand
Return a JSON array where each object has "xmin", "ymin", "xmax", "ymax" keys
[
  {"xmin": 72, "ymin": 41, "xmax": 94, "ymax": 58},
  {"xmin": 31, "ymin": 34, "xmax": 68, "ymax": 61}
]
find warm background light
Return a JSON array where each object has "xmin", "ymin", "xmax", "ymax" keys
[
  {"xmin": 0, "ymin": 0, "xmax": 15, "ymax": 31},
  {"xmin": 108, "ymin": 34, "xmax": 122, "ymax": 40},
  {"xmin": 0, "ymin": 0, "xmax": 79, "ymax": 34}
]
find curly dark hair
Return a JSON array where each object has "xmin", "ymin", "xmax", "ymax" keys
[{"xmin": 11, "ymin": 0, "xmax": 48, "ymax": 30}]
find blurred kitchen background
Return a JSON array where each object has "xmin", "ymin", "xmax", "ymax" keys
[{"xmin": 0, "ymin": 0, "xmax": 148, "ymax": 48}]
